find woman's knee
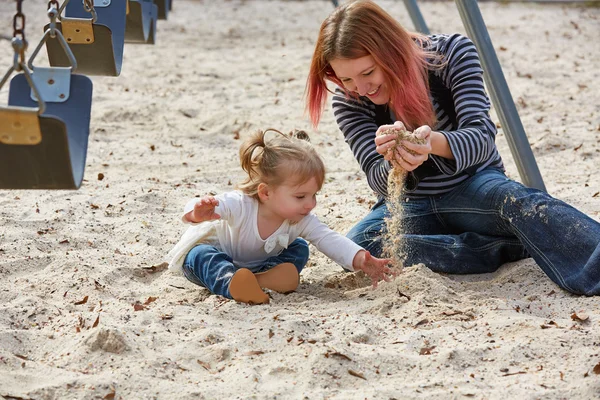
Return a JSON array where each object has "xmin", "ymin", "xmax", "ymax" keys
[{"xmin": 347, "ymin": 220, "xmax": 385, "ymax": 251}]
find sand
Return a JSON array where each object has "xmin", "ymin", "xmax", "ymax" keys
[{"xmin": 0, "ymin": 1, "xmax": 599, "ymax": 399}]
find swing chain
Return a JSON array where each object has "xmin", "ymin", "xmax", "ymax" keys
[
  {"xmin": 82, "ymin": 0, "xmax": 98, "ymax": 23},
  {"xmin": 47, "ymin": 0, "xmax": 60, "ymax": 38},
  {"xmin": 11, "ymin": 0, "xmax": 27, "ymax": 70},
  {"xmin": 12, "ymin": 0, "xmax": 26, "ymax": 42}
]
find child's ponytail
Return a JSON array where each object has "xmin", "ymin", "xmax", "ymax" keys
[{"xmin": 237, "ymin": 128, "xmax": 326, "ymax": 200}]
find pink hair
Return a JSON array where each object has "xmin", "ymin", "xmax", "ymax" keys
[{"xmin": 305, "ymin": 0, "xmax": 440, "ymax": 130}]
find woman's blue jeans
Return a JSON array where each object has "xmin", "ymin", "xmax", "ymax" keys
[
  {"xmin": 182, "ymin": 238, "xmax": 309, "ymax": 299},
  {"xmin": 347, "ymin": 168, "xmax": 600, "ymax": 295}
]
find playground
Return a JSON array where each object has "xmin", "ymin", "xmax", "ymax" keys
[{"xmin": 0, "ymin": 0, "xmax": 599, "ymax": 398}]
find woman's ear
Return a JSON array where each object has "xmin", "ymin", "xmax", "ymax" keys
[{"xmin": 257, "ymin": 183, "xmax": 270, "ymax": 202}]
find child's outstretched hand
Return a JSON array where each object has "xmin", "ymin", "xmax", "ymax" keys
[
  {"xmin": 185, "ymin": 196, "xmax": 221, "ymax": 223},
  {"xmin": 352, "ymin": 250, "xmax": 395, "ymax": 288}
]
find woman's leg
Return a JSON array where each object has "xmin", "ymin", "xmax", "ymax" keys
[
  {"xmin": 183, "ymin": 245, "xmax": 268, "ymax": 304},
  {"xmin": 255, "ymin": 238, "xmax": 310, "ymax": 293},
  {"xmin": 435, "ymin": 169, "xmax": 600, "ymax": 295},
  {"xmin": 347, "ymin": 195, "xmax": 527, "ymax": 274}
]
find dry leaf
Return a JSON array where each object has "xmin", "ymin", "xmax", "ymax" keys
[
  {"xmin": 133, "ymin": 303, "xmax": 146, "ymax": 311},
  {"xmin": 244, "ymin": 350, "xmax": 264, "ymax": 356},
  {"xmin": 571, "ymin": 312, "xmax": 589, "ymax": 322},
  {"xmin": 442, "ymin": 310, "xmax": 463, "ymax": 316},
  {"xmin": 502, "ymin": 371, "xmax": 527, "ymax": 377},
  {"xmin": 74, "ymin": 296, "xmax": 89, "ymax": 305},
  {"xmin": 419, "ymin": 346, "xmax": 436, "ymax": 355},
  {"xmin": 142, "ymin": 262, "xmax": 169, "ymax": 274},
  {"xmin": 325, "ymin": 351, "xmax": 351, "ymax": 361},
  {"xmin": 92, "ymin": 315, "xmax": 100, "ymax": 328},
  {"xmin": 103, "ymin": 391, "xmax": 115, "ymax": 400},
  {"xmin": 414, "ymin": 318, "xmax": 429, "ymax": 327},
  {"xmin": 593, "ymin": 362, "xmax": 600, "ymax": 375},
  {"xmin": 144, "ymin": 296, "xmax": 158, "ymax": 305},
  {"xmin": 197, "ymin": 360, "xmax": 211, "ymax": 371},
  {"xmin": 348, "ymin": 369, "xmax": 366, "ymax": 380}
]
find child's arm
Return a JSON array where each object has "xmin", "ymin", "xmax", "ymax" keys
[
  {"xmin": 352, "ymin": 250, "xmax": 394, "ymax": 288},
  {"xmin": 298, "ymin": 215, "xmax": 395, "ymax": 287},
  {"xmin": 183, "ymin": 196, "xmax": 221, "ymax": 223}
]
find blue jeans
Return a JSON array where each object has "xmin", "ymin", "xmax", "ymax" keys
[
  {"xmin": 182, "ymin": 238, "xmax": 309, "ymax": 299},
  {"xmin": 347, "ymin": 168, "xmax": 600, "ymax": 295}
]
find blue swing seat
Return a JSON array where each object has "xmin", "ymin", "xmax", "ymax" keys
[
  {"xmin": 156, "ymin": 0, "xmax": 170, "ymax": 20},
  {"xmin": 126, "ymin": 0, "xmax": 157, "ymax": 44},
  {"xmin": 0, "ymin": 73, "xmax": 93, "ymax": 189},
  {"xmin": 45, "ymin": 0, "xmax": 127, "ymax": 76}
]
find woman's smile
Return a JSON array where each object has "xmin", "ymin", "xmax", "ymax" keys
[{"xmin": 366, "ymin": 85, "xmax": 381, "ymax": 98}]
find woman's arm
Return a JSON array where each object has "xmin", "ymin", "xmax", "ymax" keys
[
  {"xmin": 433, "ymin": 34, "xmax": 500, "ymax": 175},
  {"xmin": 373, "ymin": 34, "xmax": 501, "ymax": 177}
]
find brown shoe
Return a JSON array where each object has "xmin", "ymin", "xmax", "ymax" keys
[{"xmin": 229, "ymin": 268, "xmax": 270, "ymax": 305}]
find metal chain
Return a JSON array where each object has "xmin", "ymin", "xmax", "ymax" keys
[
  {"xmin": 12, "ymin": 0, "xmax": 26, "ymax": 42},
  {"xmin": 11, "ymin": 0, "xmax": 27, "ymax": 69},
  {"xmin": 48, "ymin": 0, "xmax": 60, "ymax": 10},
  {"xmin": 47, "ymin": 0, "xmax": 60, "ymax": 37},
  {"xmin": 83, "ymin": 0, "xmax": 93, "ymax": 12},
  {"xmin": 82, "ymin": 0, "xmax": 98, "ymax": 23}
]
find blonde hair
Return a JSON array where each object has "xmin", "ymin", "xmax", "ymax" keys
[{"xmin": 238, "ymin": 129, "xmax": 326, "ymax": 200}]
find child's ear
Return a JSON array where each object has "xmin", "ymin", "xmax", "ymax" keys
[{"xmin": 257, "ymin": 183, "xmax": 270, "ymax": 201}]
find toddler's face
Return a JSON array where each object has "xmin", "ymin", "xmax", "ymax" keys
[{"xmin": 267, "ymin": 177, "xmax": 320, "ymax": 223}]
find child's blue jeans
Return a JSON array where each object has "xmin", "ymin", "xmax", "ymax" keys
[
  {"xmin": 347, "ymin": 168, "xmax": 600, "ymax": 295},
  {"xmin": 182, "ymin": 238, "xmax": 309, "ymax": 299}
]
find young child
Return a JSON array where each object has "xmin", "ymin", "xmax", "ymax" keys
[{"xmin": 166, "ymin": 129, "xmax": 394, "ymax": 305}]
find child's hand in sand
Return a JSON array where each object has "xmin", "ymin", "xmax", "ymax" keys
[
  {"xmin": 352, "ymin": 250, "xmax": 395, "ymax": 288},
  {"xmin": 185, "ymin": 196, "xmax": 221, "ymax": 223}
]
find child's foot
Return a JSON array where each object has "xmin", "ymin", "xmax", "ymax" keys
[
  {"xmin": 229, "ymin": 268, "xmax": 270, "ymax": 305},
  {"xmin": 255, "ymin": 263, "xmax": 299, "ymax": 293}
]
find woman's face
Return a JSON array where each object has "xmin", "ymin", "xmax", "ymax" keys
[{"xmin": 329, "ymin": 55, "xmax": 389, "ymax": 104}]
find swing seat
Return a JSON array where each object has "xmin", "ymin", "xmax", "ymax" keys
[
  {"xmin": 156, "ymin": 0, "xmax": 170, "ymax": 20},
  {"xmin": 0, "ymin": 72, "xmax": 93, "ymax": 189},
  {"xmin": 45, "ymin": 0, "xmax": 127, "ymax": 76},
  {"xmin": 125, "ymin": 0, "xmax": 156, "ymax": 44},
  {"xmin": 147, "ymin": 4, "xmax": 158, "ymax": 44}
]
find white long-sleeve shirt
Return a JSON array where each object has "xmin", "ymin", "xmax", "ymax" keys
[{"xmin": 166, "ymin": 191, "xmax": 362, "ymax": 272}]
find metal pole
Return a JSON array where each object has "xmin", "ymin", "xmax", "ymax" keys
[
  {"xmin": 455, "ymin": 0, "xmax": 546, "ymax": 191},
  {"xmin": 403, "ymin": 0, "xmax": 430, "ymax": 34}
]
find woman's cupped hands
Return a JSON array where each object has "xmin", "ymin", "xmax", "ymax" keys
[{"xmin": 374, "ymin": 121, "xmax": 432, "ymax": 172}]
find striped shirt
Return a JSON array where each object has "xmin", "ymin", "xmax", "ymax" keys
[{"xmin": 332, "ymin": 34, "xmax": 504, "ymax": 199}]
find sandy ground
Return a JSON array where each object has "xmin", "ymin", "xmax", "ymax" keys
[{"xmin": 1, "ymin": 1, "xmax": 599, "ymax": 399}]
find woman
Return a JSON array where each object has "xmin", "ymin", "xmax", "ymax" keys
[{"xmin": 305, "ymin": 0, "xmax": 600, "ymax": 295}]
